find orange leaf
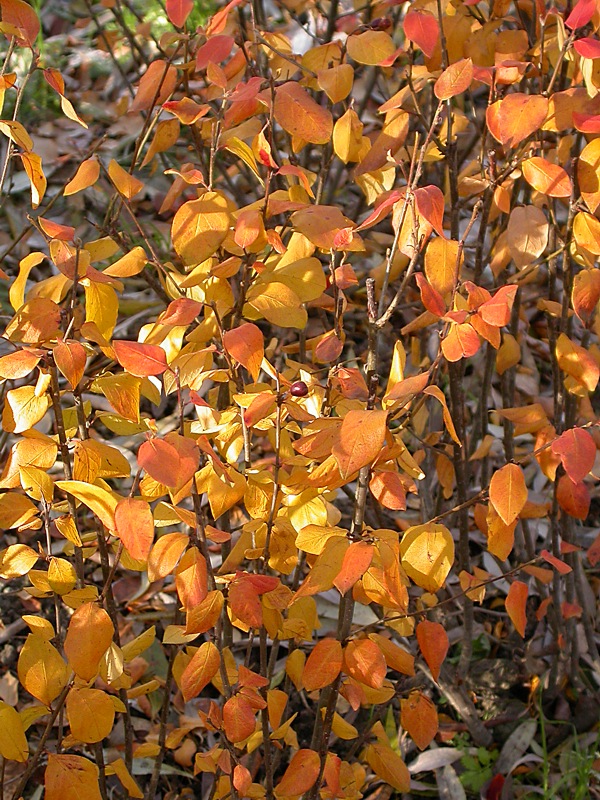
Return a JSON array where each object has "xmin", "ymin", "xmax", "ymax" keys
[
  {"xmin": 332, "ymin": 409, "xmax": 388, "ymax": 479},
  {"xmin": 113, "ymin": 340, "xmax": 168, "ymax": 377},
  {"xmin": 114, "ymin": 497, "xmax": 154, "ymax": 561},
  {"xmin": 223, "ymin": 322, "xmax": 264, "ymax": 381},
  {"xmin": 505, "ymin": 581, "xmax": 528, "ymax": 637},
  {"xmin": 147, "ymin": 532, "xmax": 188, "ymax": 582},
  {"xmin": 181, "ymin": 641, "xmax": 220, "ymax": 701},
  {"xmin": 522, "ymin": 157, "xmax": 572, "ymax": 198},
  {"xmin": 487, "ymin": 94, "xmax": 549, "ymax": 148},
  {"xmin": 489, "ymin": 463, "xmax": 527, "ymax": 525},
  {"xmin": 400, "ymin": 691, "xmax": 439, "ymax": 749},
  {"xmin": 130, "ymin": 60, "xmax": 178, "ymax": 113},
  {"xmin": 64, "ymin": 158, "xmax": 100, "ymax": 196},
  {"xmin": 228, "ymin": 577, "xmax": 262, "ymax": 628},
  {"xmin": 434, "ymin": 58, "xmax": 473, "ymax": 100},
  {"xmin": 274, "ymin": 82, "xmax": 333, "ymax": 145},
  {"xmin": 441, "ymin": 322, "xmax": 480, "ymax": 362},
  {"xmin": 302, "ymin": 638, "xmax": 343, "ymax": 691},
  {"xmin": 64, "ymin": 602, "xmax": 113, "ymax": 682},
  {"xmin": 45, "ymin": 753, "xmax": 101, "ymax": 800},
  {"xmin": 478, "ymin": 285, "xmax": 518, "ymax": 327},
  {"xmin": 416, "ymin": 620, "xmax": 448, "ymax": 682},
  {"xmin": 369, "ymin": 470, "xmax": 406, "ymax": 510},
  {"xmin": 551, "ymin": 427, "xmax": 596, "ymax": 483},
  {"xmin": 333, "ymin": 541, "xmax": 374, "ymax": 595},
  {"xmin": 274, "ymin": 749, "xmax": 320, "ymax": 797},
  {"xmin": 344, "ymin": 638, "xmax": 387, "ymax": 689},
  {"xmin": 223, "ymin": 694, "xmax": 256, "ymax": 743},
  {"xmin": 53, "ymin": 339, "xmax": 86, "ymax": 388},
  {"xmin": 175, "ymin": 548, "xmax": 208, "ymax": 610},
  {"xmin": 138, "ymin": 438, "xmax": 180, "ymax": 486},
  {"xmin": 158, "ymin": 298, "xmax": 202, "ymax": 326}
]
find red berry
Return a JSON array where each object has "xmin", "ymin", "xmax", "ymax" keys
[{"xmin": 289, "ymin": 380, "xmax": 309, "ymax": 397}]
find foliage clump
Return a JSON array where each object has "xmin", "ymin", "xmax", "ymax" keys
[{"xmin": 1, "ymin": 0, "xmax": 600, "ymax": 797}]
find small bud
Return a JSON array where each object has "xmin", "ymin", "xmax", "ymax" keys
[{"xmin": 289, "ymin": 380, "xmax": 309, "ymax": 397}]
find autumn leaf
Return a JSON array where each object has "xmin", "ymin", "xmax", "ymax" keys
[
  {"xmin": 489, "ymin": 464, "xmax": 527, "ymax": 525},
  {"xmin": 332, "ymin": 409, "xmax": 388, "ymax": 479},
  {"xmin": 113, "ymin": 340, "xmax": 168, "ymax": 377},
  {"xmin": 302, "ymin": 638, "xmax": 343, "ymax": 691},
  {"xmin": 505, "ymin": 581, "xmax": 528, "ymax": 637},
  {"xmin": 416, "ymin": 620, "xmax": 448, "ymax": 682}
]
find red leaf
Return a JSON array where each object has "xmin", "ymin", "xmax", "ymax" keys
[
  {"xmin": 573, "ymin": 37, "xmax": 600, "ymax": 58},
  {"xmin": 556, "ymin": 475, "xmax": 590, "ymax": 519},
  {"xmin": 166, "ymin": 0, "xmax": 193, "ymax": 27},
  {"xmin": 113, "ymin": 340, "xmax": 168, "ymax": 377},
  {"xmin": 566, "ymin": 0, "xmax": 596, "ymax": 28},
  {"xmin": 415, "ymin": 273, "xmax": 446, "ymax": 316},
  {"xmin": 551, "ymin": 427, "xmax": 596, "ymax": 483},
  {"xmin": 486, "ymin": 774, "xmax": 506, "ymax": 800},
  {"xmin": 403, "ymin": 10, "xmax": 439, "ymax": 57},
  {"xmin": 196, "ymin": 35, "xmax": 235, "ymax": 70},
  {"xmin": 416, "ymin": 621, "xmax": 448, "ymax": 682}
]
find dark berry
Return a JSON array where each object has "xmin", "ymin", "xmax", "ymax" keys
[
  {"xmin": 289, "ymin": 380, "xmax": 309, "ymax": 397},
  {"xmin": 370, "ymin": 17, "xmax": 391, "ymax": 30}
]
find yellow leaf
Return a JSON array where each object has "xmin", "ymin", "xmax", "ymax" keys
[
  {"xmin": 18, "ymin": 634, "xmax": 69, "ymax": 706},
  {"xmin": 317, "ymin": 63, "xmax": 354, "ymax": 103},
  {"xmin": 364, "ymin": 743, "xmax": 410, "ymax": 792},
  {"xmin": 108, "ymin": 159, "xmax": 144, "ymax": 199},
  {"xmin": 245, "ymin": 281, "xmax": 307, "ymax": 329},
  {"xmin": 107, "ymin": 758, "xmax": 144, "ymax": 799},
  {"xmin": 0, "ymin": 701, "xmax": 28, "ymax": 761},
  {"xmin": 55, "ymin": 480, "xmax": 119, "ymax": 530},
  {"xmin": 3, "ymin": 385, "xmax": 50, "ymax": 433},
  {"xmin": 0, "ymin": 119, "xmax": 33, "ymax": 151},
  {"xmin": 172, "ymin": 191, "xmax": 232, "ymax": 266},
  {"xmin": 399, "ymin": 523, "xmax": 454, "ymax": 592},
  {"xmin": 121, "ymin": 626, "xmax": 156, "ymax": 662},
  {"xmin": 66, "ymin": 688, "xmax": 115, "ymax": 743},
  {"xmin": 48, "ymin": 557, "xmax": 77, "ymax": 595},
  {"xmin": 84, "ymin": 281, "xmax": 119, "ymax": 341},
  {"xmin": 346, "ymin": 30, "xmax": 395, "ymax": 65},
  {"xmin": 20, "ymin": 151, "xmax": 46, "ymax": 207},
  {"xmin": 0, "ymin": 543, "xmax": 38, "ymax": 576}
]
